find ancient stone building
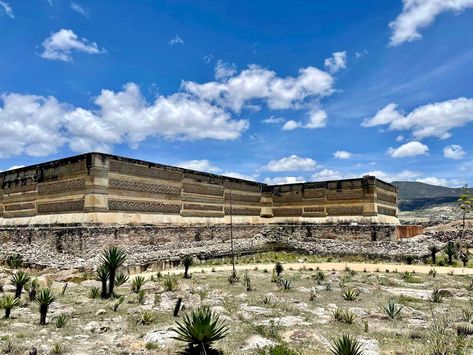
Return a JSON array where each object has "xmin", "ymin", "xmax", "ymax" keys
[{"xmin": 0, "ymin": 152, "xmax": 398, "ymax": 226}]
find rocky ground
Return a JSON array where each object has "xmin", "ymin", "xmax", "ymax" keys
[{"xmin": 1, "ymin": 256, "xmax": 473, "ymax": 354}]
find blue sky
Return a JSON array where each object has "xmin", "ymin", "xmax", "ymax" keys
[{"xmin": 1, "ymin": 0, "xmax": 473, "ymax": 186}]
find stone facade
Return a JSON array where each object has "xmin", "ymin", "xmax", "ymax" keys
[{"xmin": 0, "ymin": 152, "xmax": 399, "ymax": 226}]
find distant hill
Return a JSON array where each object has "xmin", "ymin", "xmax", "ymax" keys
[{"xmin": 391, "ymin": 181, "xmax": 470, "ymax": 211}]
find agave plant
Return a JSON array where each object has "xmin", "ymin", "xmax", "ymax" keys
[
  {"xmin": 0, "ymin": 294, "xmax": 20, "ymax": 319},
  {"xmin": 114, "ymin": 271, "xmax": 129, "ymax": 287},
  {"xmin": 54, "ymin": 313, "xmax": 69, "ymax": 328},
  {"xmin": 96, "ymin": 265, "xmax": 109, "ymax": 299},
  {"xmin": 333, "ymin": 309, "xmax": 356, "ymax": 324},
  {"xmin": 342, "ymin": 288, "xmax": 360, "ymax": 301},
  {"xmin": 131, "ymin": 276, "xmax": 147, "ymax": 293},
  {"xmin": 100, "ymin": 246, "xmax": 126, "ymax": 297},
  {"xmin": 182, "ymin": 255, "xmax": 194, "ymax": 279},
  {"xmin": 10, "ymin": 270, "xmax": 31, "ymax": 299},
  {"xmin": 35, "ymin": 288, "xmax": 56, "ymax": 325},
  {"xmin": 89, "ymin": 287, "xmax": 100, "ymax": 299},
  {"xmin": 173, "ymin": 306, "xmax": 228, "ymax": 354},
  {"xmin": 383, "ymin": 299, "xmax": 403, "ymax": 320},
  {"xmin": 445, "ymin": 241, "xmax": 456, "ymax": 266},
  {"xmin": 431, "ymin": 288, "xmax": 444, "ymax": 303},
  {"xmin": 6, "ymin": 254, "xmax": 23, "ymax": 269},
  {"xmin": 330, "ymin": 334, "xmax": 364, "ymax": 355}
]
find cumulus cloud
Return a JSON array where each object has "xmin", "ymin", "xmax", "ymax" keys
[
  {"xmin": 214, "ymin": 60, "xmax": 237, "ymax": 80},
  {"xmin": 333, "ymin": 150, "xmax": 352, "ymax": 159},
  {"xmin": 443, "ymin": 144, "xmax": 466, "ymax": 160},
  {"xmin": 389, "ymin": 0, "xmax": 473, "ymax": 46},
  {"xmin": 0, "ymin": 83, "xmax": 249, "ymax": 158},
  {"xmin": 176, "ymin": 159, "xmax": 222, "ymax": 173},
  {"xmin": 183, "ymin": 65, "xmax": 334, "ymax": 113},
  {"xmin": 355, "ymin": 49, "xmax": 368, "ymax": 58},
  {"xmin": 0, "ymin": 1, "xmax": 13, "ymax": 18},
  {"xmin": 324, "ymin": 51, "xmax": 347, "ymax": 73},
  {"xmin": 40, "ymin": 29, "xmax": 104, "ymax": 62},
  {"xmin": 168, "ymin": 35, "xmax": 184, "ymax": 46},
  {"xmin": 70, "ymin": 2, "xmax": 88, "ymax": 17},
  {"xmin": 363, "ymin": 98, "xmax": 473, "ymax": 140},
  {"xmin": 264, "ymin": 176, "xmax": 305, "ymax": 185},
  {"xmin": 264, "ymin": 155, "xmax": 317, "ymax": 172},
  {"xmin": 364, "ymin": 169, "xmax": 422, "ymax": 182},
  {"xmin": 387, "ymin": 141, "xmax": 429, "ymax": 158},
  {"xmin": 281, "ymin": 109, "xmax": 328, "ymax": 130}
]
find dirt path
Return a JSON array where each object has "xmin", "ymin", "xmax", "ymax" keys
[{"xmin": 139, "ymin": 261, "xmax": 473, "ymax": 278}]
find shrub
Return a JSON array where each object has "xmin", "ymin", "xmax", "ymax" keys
[
  {"xmin": 172, "ymin": 305, "xmax": 228, "ymax": 354},
  {"xmin": 35, "ymin": 288, "xmax": 56, "ymax": 325},
  {"xmin": 6, "ymin": 254, "xmax": 23, "ymax": 269},
  {"xmin": 261, "ymin": 295, "xmax": 273, "ymax": 305},
  {"xmin": 89, "ymin": 287, "xmax": 100, "ymax": 299},
  {"xmin": 333, "ymin": 309, "xmax": 356, "ymax": 324},
  {"xmin": 445, "ymin": 241, "xmax": 456, "ymax": 266},
  {"xmin": 330, "ymin": 334, "xmax": 364, "ymax": 355},
  {"xmin": 431, "ymin": 288, "xmax": 443, "ymax": 303},
  {"xmin": 131, "ymin": 276, "xmax": 147, "ymax": 293},
  {"xmin": 278, "ymin": 278, "xmax": 292, "ymax": 290},
  {"xmin": 275, "ymin": 262, "xmax": 284, "ymax": 277},
  {"xmin": 51, "ymin": 342, "xmax": 64, "ymax": 354},
  {"xmin": 163, "ymin": 274, "xmax": 178, "ymax": 291},
  {"xmin": 383, "ymin": 299, "xmax": 403, "ymax": 320},
  {"xmin": 100, "ymin": 246, "xmax": 127, "ymax": 298},
  {"xmin": 0, "ymin": 294, "xmax": 20, "ymax": 319},
  {"xmin": 137, "ymin": 290, "xmax": 146, "ymax": 304},
  {"xmin": 114, "ymin": 271, "xmax": 129, "ymax": 287},
  {"xmin": 96, "ymin": 265, "xmax": 109, "ymax": 299},
  {"xmin": 137, "ymin": 311, "xmax": 156, "ymax": 325},
  {"xmin": 314, "ymin": 271, "xmax": 325, "ymax": 285},
  {"xmin": 457, "ymin": 322, "xmax": 473, "ymax": 336},
  {"xmin": 10, "ymin": 270, "xmax": 31, "ymax": 299},
  {"xmin": 111, "ymin": 296, "xmax": 125, "ymax": 312},
  {"xmin": 54, "ymin": 313, "xmax": 69, "ymax": 328},
  {"xmin": 257, "ymin": 343, "xmax": 300, "ymax": 355},
  {"xmin": 182, "ymin": 255, "xmax": 193, "ymax": 279},
  {"xmin": 26, "ymin": 278, "xmax": 40, "ymax": 301},
  {"xmin": 325, "ymin": 282, "xmax": 333, "ymax": 291},
  {"xmin": 342, "ymin": 288, "xmax": 360, "ymax": 301}
]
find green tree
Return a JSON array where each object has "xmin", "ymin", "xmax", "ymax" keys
[
  {"xmin": 36, "ymin": 288, "xmax": 56, "ymax": 325},
  {"xmin": 96, "ymin": 265, "xmax": 109, "ymax": 299},
  {"xmin": 446, "ymin": 241, "xmax": 457, "ymax": 266},
  {"xmin": 458, "ymin": 185, "xmax": 473, "ymax": 238},
  {"xmin": 100, "ymin": 246, "xmax": 126, "ymax": 298}
]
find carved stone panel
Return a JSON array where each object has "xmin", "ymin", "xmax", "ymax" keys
[{"xmin": 108, "ymin": 199, "xmax": 181, "ymax": 214}]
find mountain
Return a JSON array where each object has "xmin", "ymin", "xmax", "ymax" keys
[{"xmin": 391, "ymin": 181, "xmax": 470, "ymax": 211}]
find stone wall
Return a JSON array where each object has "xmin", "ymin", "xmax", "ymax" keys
[
  {"xmin": 0, "ymin": 152, "xmax": 399, "ymax": 226},
  {"xmin": 0, "ymin": 223, "xmax": 398, "ymax": 269}
]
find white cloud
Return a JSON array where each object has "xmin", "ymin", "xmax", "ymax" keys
[
  {"xmin": 324, "ymin": 51, "xmax": 347, "ymax": 73},
  {"xmin": 311, "ymin": 169, "xmax": 345, "ymax": 181},
  {"xmin": 389, "ymin": 0, "xmax": 473, "ymax": 46},
  {"xmin": 214, "ymin": 60, "xmax": 237, "ymax": 80},
  {"xmin": 70, "ymin": 2, "xmax": 88, "ymax": 17},
  {"xmin": 7, "ymin": 165, "xmax": 25, "ymax": 171},
  {"xmin": 0, "ymin": 1, "xmax": 13, "ymax": 18},
  {"xmin": 264, "ymin": 176, "xmax": 305, "ymax": 185},
  {"xmin": 395, "ymin": 135, "xmax": 405, "ymax": 142},
  {"xmin": 363, "ymin": 169, "xmax": 422, "ymax": 182},
  {"xmin": 388, "ymin": 141, "xmax": 429, "ymax": 158},
  {"xmin": 262, "ymin": 115, "xmax": 285, "ymax": 124},
  {"xmin": 282, "ymin": 120, "xmax": 299, "ymax": 131},
  {"xmin": 202, "ymin": 54, "xmax": 214, "ymax": 63},
  {"xmin": 333, "ymin": 150, "xmax": 352, "ymax": 159},
  {"xmin": 176, "ymin": 159, "xmax": 222, "ymax": 173},
  {"xmin": 168, "ymin": 35, "xmax": 184, "ymax": 46},
  {"xmin": 363, "ymin": 98, "xmax": 473, "ymax": 140},
  {"xmin": 40, "ymin": 29, "xmax": 104, "ymax": 62},
  {"xmin": 264, "ymin": 155, "xmax": 317, "ymax": 172},
  {"xmin": 0, "ymin": 83, "xmax": 249, "ymax": 158},
  {"xmin": 182, "ymin": 64, "xmax": 334, "ymax": 113},
  {"xmin": 0, "ymin": 93, "xmax": 67, "ymax": 158},
  {"xmin": 416, "ymin": 176, "xmax": 465, "ymax": 187},
  {"xmin": 443, "ymin": 144, "xmax": 466, "ymax": 160},
  {"xmin": 355, "ymin": 49, "xmax": 368, "ymax": 58},
  {"xmin": 281, "ymin": 109, "xmax": 328, "ymax": 130}
]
